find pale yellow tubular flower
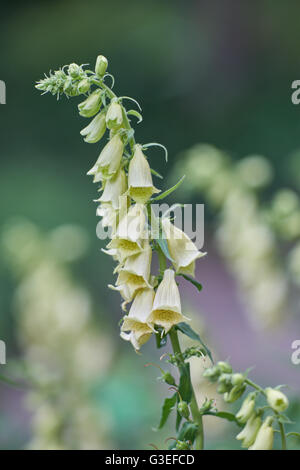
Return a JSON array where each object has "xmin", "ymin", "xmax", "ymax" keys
[
  {"xmin": 236, "ymin": 413, "xmax": 262, "ymax": 448},
  {"xmin": 248, "ymin": 417, "xmax": 274, "ymax": 450},
  {"xmin": 149, "ymin": 269, "xmax": 188, "ymax": 333},
  {"xmin": 236, "ymin": 394, "xmax": 256, "ymax": 424},
  {"xmin": 121, "ymin": 288, "xmax": 155, "ymax": 350},
  {"xmin": 96, "ymin": 169, "xmax": 127, "ymax": 210},
  {"xmin": 106, "ymin": 203, "xmax": 147, "ymax": 262},
  {"xmin": 162, "ymin": 217, "xmax": 206, "ymax": 278},
  {"xmin": 80, "ymin": 111, "xmax": 106, "ymax": 143},
  {"xmin": 96, "ymin": 202, "xmax": 118, "ymax": 233},
  {"xmin": 127, "ymin": 145, "xmax": 160, "ymax": 204},
  {"xmin": 109, "ymin": 242, "xmax": 152, "ymax": 303},
  {"xmin": 120, "ymin": 331, "xmax": 152, "ymax": 351},
  {"xmin": 87, "ymin": 134, "xmax": 124, "ymax": 182},
  {"xmin": 265, "ymin": 388, "xmax": 289, "ymax": 413},
  {"xmin": 106, "ymin": 101, "xmax": 123, "ymax": 130}
]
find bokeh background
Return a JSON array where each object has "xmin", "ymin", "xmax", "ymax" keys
[{"xmin": 0, "ymin": 0, "xmax": 300, "ymax": 449}]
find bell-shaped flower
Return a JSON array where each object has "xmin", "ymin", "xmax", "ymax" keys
[
  {"xmin": 265, "ymin": 388, "xmax": 289, "ymax": 413},
  {"xmin": 80, "ymin": 111, "xmax": 106, "ymax": 143},
  {"xmin": 95, "ymin": 55, "xmax": 108, "ymax": 77},
  {"xmin": 106, "ymin": 101, "xmax": 123, "ymax": 130},
  {"xmin": 107, "ymin": 203, "xmax": 148, "ymax": 262},
  {"xmin": 78, "ymin": 89, "xmax": 102, "ymax": 117},
  {"xmin": 120, "ymin": 330, "xmax": 152, "ymax": 351},
  {"xmin": 236, "ymin": 393, "xmax": 256, "ymax": 424},
  {"xmin": 109, "ymin": 243, "xmax": 152, "ymax": 302},
  {"xmin": 249, "ymin": 417, "xmax": 274, "ymax": 450},
  {"xmin": 127, "ymin": 145, "xmax": 160, "ymax": 204},
  {"xmin": 149, "ymin": 269, "xmax": 188, "ymax": 333},
  {"xmin": 87, "ymin": 134, "xmax": 124, "ymax": 181},
  {"xmin": 236, "ymin": 413, "xmax": 262, "ymax": 448},
  {"xmin": 96, "ymin": 169, "xmax": 127, "ymax": 210},
  {"xmin": 96, "ymin": 202, "xmax": 119, "ymax": 240},
  {"xmin": 162, "ymin": 218, "xmax": 206, "ymax": 278},
  {"xmin": 121, "ymin": 288, "xmax": 155, "ymax": 350}
]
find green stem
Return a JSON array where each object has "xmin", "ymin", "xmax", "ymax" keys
[
  {"xmin": 169, "ymin": 328, "xmax": 204, "ymax": 450},
  {"xmin": 91, "ymin": 77, "xmax": 136, "ymax": 151},
  {"xmin": 245, "ymin": 378, "xmax": 266, "ymax": 395},
  {"xmin": 279, "ymin": 421, "xmax": 287, "ymax": 450}
]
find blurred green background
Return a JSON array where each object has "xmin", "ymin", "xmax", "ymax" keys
[{"xmin": 0, "ymin": 0, "xmax": 300, "ymax": 450}]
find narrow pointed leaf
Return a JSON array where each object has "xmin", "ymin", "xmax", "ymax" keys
[{"xmin": 176, "ymin": 322, "xmax": 214, "ymax": 365}]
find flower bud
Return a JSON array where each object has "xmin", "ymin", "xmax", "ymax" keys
[
  {"xmin": 77, "ymin": 79, "xmax": 90, "ymax": 94},
  {"xmin": 203, "ymin": 366, "xmax": 221, "ymax": 382},
  {"xmin": 80, "ymin": 111, "xmax": 106, "ymax": 144},
  {"xmin": 265, "ymin": 387, "xmax": 289, "ymax": 413},
  {"xmin": 249, "ymin": 417, "xmax": 274, "ymax": 450},
  {"xmin": 95, "ymin": 55, "xmax": 108, "ymax": 77},
  {"xmin": 106, "ymin": 101, "xmax": 123, "ymax": 130},
  {"xmin": 178, "ymin": 401, "xmax": 190, "ymax": 419},
  {"xmin": 224, "ymin": 384, "xmax": 246, "ymax": 403},
  {"xmin": 236, "ymin": 394, "xmax": 256, "ymax": 424},
  {"xmin": 217, "ymin": 373, "xmax": 233, "ymax": 394},
  {"xmin": 176, "ymin": 440, "xmax": 190, "ymax": 450},
  {"xmin": 236, "ymin": 413, "xmax": 262, "ymax": 448},
  {"xmin": 231, "ymin": 373, "xmax": 245, "ymax": 387},
  {"xmin": 217, "ymin": 361, "xmax": 232, "ymax": 374},
  {"xmin": 78, "ymin": 89, "xmax": 102, "ymax": 118},
  {"xmin": 68, "ymin": 63, "xmax": 81, "ymax": 78},
  {"xmin": 162, "ymin": 372, "xmax": 176, "ymax": 386}
]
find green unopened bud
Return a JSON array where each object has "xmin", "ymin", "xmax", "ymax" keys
[
  {"xmin": 249, "ymin": 417, "xmax": 274, "ymax": 450},
  {"xmin": 106, "ymin": 101, "xmax": 123, "ymax": 130},
  {"xmin": 176, "ymin": 440, "xmax": 190, "ymax": 450},
  {"xmin": 217, "ymin": 361, "xmax": 232, "ymax": 374},
  {"xmin": 80, "ymin": 111, "xmax": 106, "ymax": 144},
  {"xmin": 178, "ymin": 401, "xmax": 190, "ymax": 419},
  {"xmin": 231, "ymin": 373, "xmax": 245, "ymax": 387},
  {"xmin": 162, "ymin": 372, "xmax": 175, "ymax": 386},
  {"xmin": 68, "ymin": 63, "xmax": 81, "ymax": 78},
  {"xmin": 95, "ymin": 55, "xmax": 108, "ymax": 77},
  {"xmin": 236, "ymin": 394, "xmax": 256, "ymax": 423},
  {"xmin": 224, "ymin": 384, "xmax": 246, "ymax": 403},
  {"xmin": 77, "ymin": 79, "xmax": 90, "ymax": 94},
  {"xmin": 78, "ymin": 89, "xmax": 102, "ymax": 118},
  {"xmin": 217, "ymin": 373, "xmax": 233, "ymax": 393},
  {"xmin": 203, "ymin": 366, "xmax": 221, "ymax": 382},
  {"xmin": 265, "ymin": 387, "xmax": 289, "ymax": 413}
]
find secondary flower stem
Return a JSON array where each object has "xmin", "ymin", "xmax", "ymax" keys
[{"xmin": 168, "ymin": 327, "xmax": 204, "ymax": 450}]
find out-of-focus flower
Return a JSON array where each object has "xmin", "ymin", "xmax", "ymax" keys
[
  {"xmin": 249, "ymin": 417, "xmax": 274, "ymax": 450},
  {"xmin": 236, "ymin": 394, "xmax": 256, "ymax": 424},
  {"xmin": 265, "ymin": 388, "xmax": 289, "ymax": 413},
  {"xmin": 236, "ymin": 413, "xmax": 262, "ymax": 448}
]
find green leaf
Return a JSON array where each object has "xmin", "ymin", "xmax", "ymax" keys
[
  {"xmin": 178, "ymin": 274, "xmax": 202, "ymax": 292},
  {"xmin": 277, "ymin": 414, "xmax": 294, "ymax": 425},
  {"xmin": 178, "ymin": 363, "xmax": 192, "ymax": 403},
  {"xmin": 204, "ymin": 411, "xmax": 241, "ymax": 426},
  {"xmin": 151, "ymin": 175, "xmax": 186, "ymax": 202},
  {"xmin": 178, "ymin": 421, "xmax": 198, "ymax": 443},
  {"xmin": 176, "ymin": 322, "xmax": 214, "ymax": 365},
  {"xmin": 287, "ymin": 432, "xmax": 300, "ymax": 440},
  {"xmin": 127, "ymin": 109, "xmax": 143, "ymax": 123},
  {"xmin": 150, "ymin": 168, "xmax": 163, "ymax": 180},
  {"xmin": 157, "ymin": 235, "xmax": 173, "ymax": 263},
  {"xmin": 176, "ymin": 408, "xmax": 182, "ymax": 432},
  {"xmin": 156, "ymin": 393, "xmax": 177, "ymax": 430}
]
